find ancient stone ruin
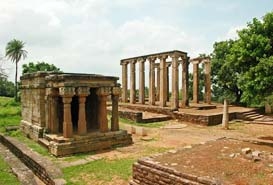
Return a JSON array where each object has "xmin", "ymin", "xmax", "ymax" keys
[
  {"xmin": 120, "ymin": 50, "xmax": 211, "ymax": 109},
  {"xmin": 20, "ymin": 72, "xmax": 132, "ymax": 156}
]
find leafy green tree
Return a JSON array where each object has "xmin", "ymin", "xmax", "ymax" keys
[
  {"xmin": 5, "ymin": 39, "xmax": 27, "ymax": 101},
  {"xmin": 211, "ymin": 11, "xmax": 273, "ymax": 106},
  {"xmin": 0, "ymin": 77, "xmax": 14, "ymax": 97},
  {"xmin": 22, "ymin": 61, "xmax": 61, "ymax": 75}
]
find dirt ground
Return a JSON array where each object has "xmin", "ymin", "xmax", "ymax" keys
[
  {"xmin": 57, "ymin": 120, "xmax": 273, "ymax": 184},
  {"xmin": 155, "ymin": 138, "xmax": 273, "ymax": 185}
]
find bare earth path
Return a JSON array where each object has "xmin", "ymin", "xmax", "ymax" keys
[{"xmin": 55, "ymin": 120, "xmax": 273, "ymax": 184}]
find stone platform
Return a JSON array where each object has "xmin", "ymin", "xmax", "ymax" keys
[
  {"xmin": 119, "ymin": 102, "xmax": 255, "ymax": 125},
  {"xmin": 107, "ymin": 106, "xmax": 172, "ymax": 123},
  {"xmin": 130, "ymin": 138, "xmax": 273, "ymax": 185},
  {"xmin": 39, "ymin": 130, "xmax": 132, "ymax": 156}
]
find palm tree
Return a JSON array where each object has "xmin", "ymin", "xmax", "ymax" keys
[{"xmin": 5, "ymin": 39, "xmax": 27, "ymax": 101}]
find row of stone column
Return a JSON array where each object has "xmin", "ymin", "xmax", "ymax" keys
[
  {"xmin": 121, "ymin": 53, "xmax": 189, "ymax": 110},
  {"xmin": 191, "ymin": 58, "xmax": 211, "ymax": 104},
  {"xmin": 46, "ymin": 86, "xmax": 120, "ymax": 138}
]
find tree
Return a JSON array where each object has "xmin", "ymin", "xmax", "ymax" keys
[
  {"xmin": 5, "ymin": 39, "xmax": 27, "ymax": 101},
  {"xmin": 22, "ymin": 61, "xmax": 61, "ymax": 75},
  {"xmin": 211, "ymin": 11, "xmax": 273, "ymax": 106}
]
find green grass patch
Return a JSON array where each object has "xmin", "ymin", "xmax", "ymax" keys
[
  {"xmin": 9, "ymin": 131, "xmax": 50, "ymax": 157},
  {"xmin": 119, "ymin": 117, "xmax": 167, "ymax": 128},
  {"xmin": 0, "ymin": 97, "xmax": 21, "ymax": 133},
  {"xmin": 0, "ymin": 155, "xmax": 20, "ymax": 185},
  {"xmin": 63, "ymin": 158, "xmax": 135, "ymax": 184},
  {"xmin": 228, "ymin": 121, "xmax": 245, "ymax": 130}
]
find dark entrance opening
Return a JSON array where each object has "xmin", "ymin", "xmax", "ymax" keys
[
  {"xmin": 71, "ymin": 95, "xmax": 79, "ymax": 131},
  {"xmin": 86, "ymin": 88, "xmax": 99, "ymax": 130}
]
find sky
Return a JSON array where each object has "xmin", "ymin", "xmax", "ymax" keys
[{"xmin": 0, "ymin": 0, "xmax": 273, "ymax": 83}]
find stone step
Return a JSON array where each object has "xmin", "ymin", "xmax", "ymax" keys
[
  {"xmin": 242, "ymin": 111, "xmax": 258, "ymax": 116},
  {"xmin": 252, "ymin": 121, "xmax": 273, "ymax": 125},
  {"xmin": 245, "ymin": 114, "xmax": 264, "ymax": 120},
  {"xmin": 38, "ymin": 138, "xmax": 50, "ymax": 148}
]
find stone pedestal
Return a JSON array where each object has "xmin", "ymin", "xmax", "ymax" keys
[{"xmin": 222, "ymin": 99, "xmax": 229, "ymax": 129}]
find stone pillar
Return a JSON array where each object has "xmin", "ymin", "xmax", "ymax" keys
[
  {"xmin": 77, "ymin": 87, "xmax": 89, "ymax": 135},
  {"xmin": 156, "ymin": 65, "xmax": 160, "ymax": 101},
  {"xmin": 149, "ymin": 57, "xmax": 156, "ymax": 105},
  {"xmin": 171, "ymin": 55, "xmax": 179, "ymax": 110},
  {"xmin": 45, "ymin": 88, "xmax": 59, "ymax": 134},
  {"xmin": 181, "ymin": 59, "xmax": 189, "ymax": 108},
  {"xmin": 159, "ymin": 55, "xmax": 168, "ymax": 107},
  {"xmin": 192, "ymin": 61, "xmax": 199, "ymax": 103},
  {"xmin": 138, "ymin": 59, "xmax": 145, "ymax": 104},
  {"xmin": 166, "ymin": 65, "xmax": 170, "ymax": 102},
  {"xmin": 111, "ymin": 87, "xmax": 120, "ymax": 131},
  {"xmin": 130, "ymin": 60, "xmax": 136, "ymax": 104},
  {"xmin": 121, "ymin": 62, "xmax": 128, "ymax": 103},
  {"xmin": 204, "ymin": 59, "xmax": 211, "ymax": 104},
  {"xmin": 96, "ymin": 87, "xmax": 110, "ymax": 132},
  {"xmin": 222, "ymin": 99, "xmax": 229, "ymax": 129},
  {"xmin": 265, "ymin": 102, "xmax": 272, "ymax": 114},
  {"xmin": 59, "ymin": 87, "xmax": 75, "ymax": 138}
]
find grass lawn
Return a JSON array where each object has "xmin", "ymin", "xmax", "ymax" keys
[
  {"xmin": 0, "ymin": 96, "xmax": 170, "ymax": 184},
  {"xmin": 119, "ymin": 117, "xmax": 167, "ymax": 128},
  {"xmin": 0, "ymin": 97, "xmax": 21, "ymax": 184},
  {"xmin": 0, "ymin": 155, "xmax": 20, "ymax": 185},
  {"xmin": 63, "ymin": 158, "xmax": 135, "ymax": 185}
]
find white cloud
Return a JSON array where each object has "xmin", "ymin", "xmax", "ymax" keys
[
  {"xmin": 0, "ymin": 0, "xmax": 245, "ymax": 82},
  {"xmin": 216, "ymin": 25, "xmax": 245, "ymax": 41}
]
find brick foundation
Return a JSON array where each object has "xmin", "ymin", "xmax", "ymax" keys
[
  {"xmin": 0, "ymin": 134, "xmax": 65, "ymax": 185},
  {"xmin": 45, "ymin": 130, "xmax": 132, "ymax": 156}
]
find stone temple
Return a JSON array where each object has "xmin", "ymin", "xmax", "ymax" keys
[{"xmin": 20, "ymin": 72, "xmax": 132, "ymax": 156}]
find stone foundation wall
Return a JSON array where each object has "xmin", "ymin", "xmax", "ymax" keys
[
  {"xmin": 130, "ymin": 157, "xmax": 216, "ymax": 185},
  {"xmin": 21, "ymin": 120, "xmax": 44, "ymax": 141},
  {"xmin": 107, "ymin": 109, "xmax": 142, "ymax": 122},
  {"xmin": 0, "ymin": 134, "xmax": 65, "ymax": 185},
  {"xmin": 48, "ymin": 130, "xmax": 132, "ymax": 156},
  {"xmin": 20, "ymin": 72, "xmax": 47, "ymax": 128},
  {"xmin": 120, "ymin": 104, "xmax": 237, "ymax": 125}
]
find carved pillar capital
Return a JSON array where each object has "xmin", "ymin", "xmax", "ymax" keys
[
  {"xmin": 59, "ymin": 87, "xmax": 75, "ymax": 97},
  {"xmin": 76, "ymin": 86, "xmax": 90, "ymax": 97},
  {"xmin": 45, "ymin": 88, "xmax": 59, "ymax": 97},
  {"xmin": 112, "ymin": 87, "xmax": 121, "ymax": 96},
  {"xmin": 148, "ymin": 57, "xmax": 156, "ymax": 63},
  {"xmin": 96, "ymin": 87, "xmax": 111, "ymax": 97}
]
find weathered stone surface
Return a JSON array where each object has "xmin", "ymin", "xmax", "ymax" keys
[{"xmin": 20, "ymin": 72, "xmax": 132, "ymax": 156}]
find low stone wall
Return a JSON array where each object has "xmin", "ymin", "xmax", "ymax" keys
[
  {"xmin": 21, "ymin": 120, "xmax": 44, "ymax": 141},
  {"xmin": 130, "ymin": 157, "xmax": 217, "ymax": 185},
  {"xmin": 47, "ymin": 130, "xmax": 133, "ymax": 156},
  {"xmin": 119, "ymin": 104, "xmax": 239, "ymax": 126},
  {"xmin": 107, "ymin": 109, "xmax": 143, "ymax": 122},
  {"xmin": 0, "ymin": 134, "xmax": 65, "ymax": 185}
]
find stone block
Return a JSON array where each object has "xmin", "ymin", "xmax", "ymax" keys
[{"xmin": 135, "ymin": 127, "xmax": 147, "ymax": 136}]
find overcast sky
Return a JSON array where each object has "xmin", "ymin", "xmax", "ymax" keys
[{"xmin": 1, "ymin": 0, "xmax": 273, "ymax": 82}]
